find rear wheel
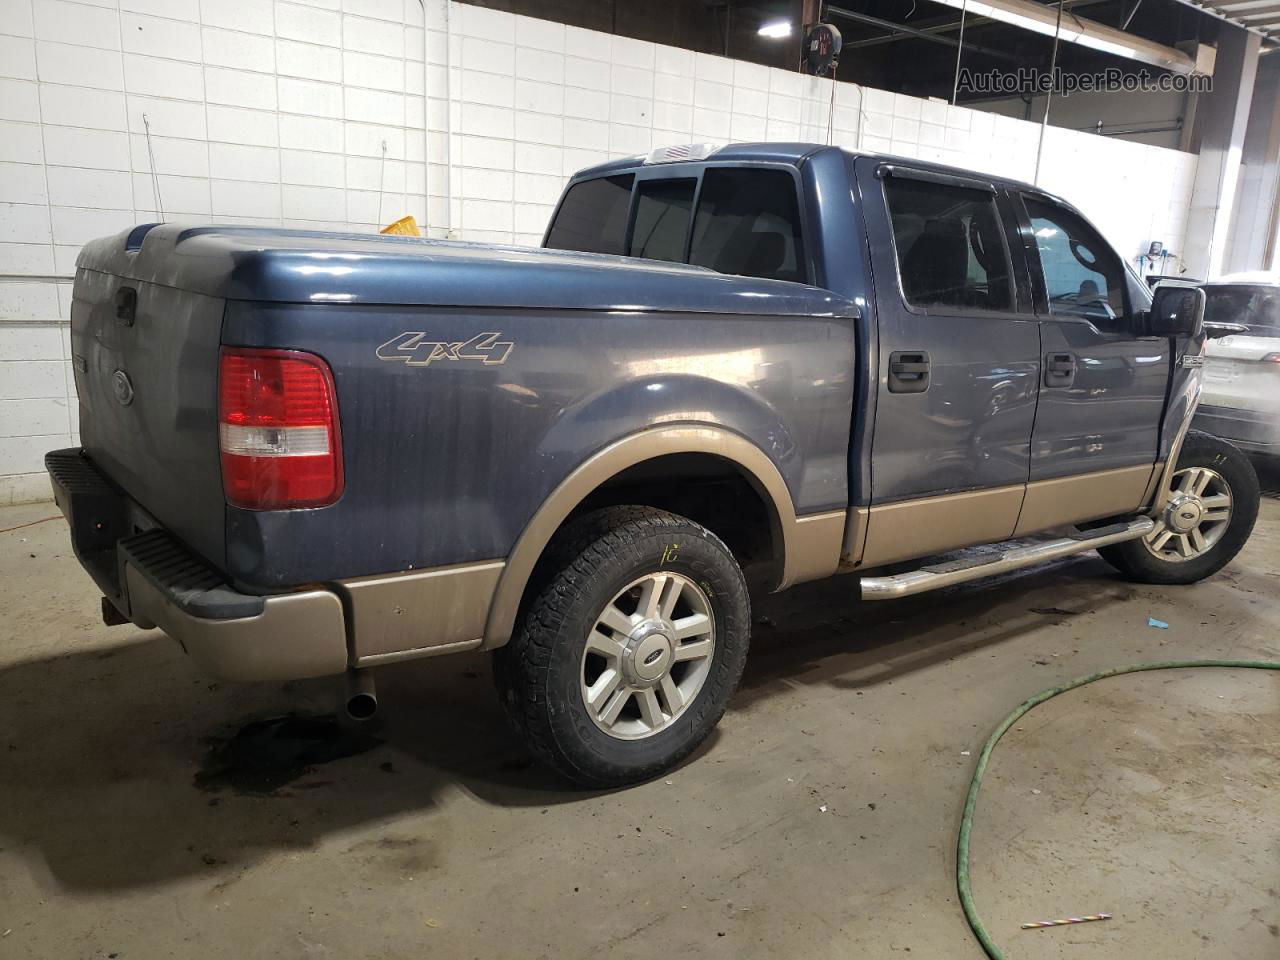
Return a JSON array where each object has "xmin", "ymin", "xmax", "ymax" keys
[
  {"xmin": 494, "ymin": 506, "xmax": 751, "ymax": 787},
  {"xmin": 1098, "ymin": 431, "xmax": 1259, "ymax": 584}
]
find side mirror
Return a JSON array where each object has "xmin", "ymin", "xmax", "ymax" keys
[{"xmin": 1144, "ymin": 284, "xmax": 1205, "ymax": 337}]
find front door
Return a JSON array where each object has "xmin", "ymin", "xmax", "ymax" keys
[
  {"xmin": 1010, "ymin": 191, "xmax": 1170, "ymax": 534},
  {"xmin": 855, "ymin": 159, "xmax": 1041, "ymax": 566}
]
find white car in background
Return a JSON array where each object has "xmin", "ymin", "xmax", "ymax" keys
[{"xmin": 1192, "ymin": 272, "xmax": 1280, "ymax": 457}]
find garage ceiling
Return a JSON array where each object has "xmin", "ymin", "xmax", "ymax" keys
[
  {"xmin": 870, "ymin": 0, "xmax": 1201, "ymax": 72},
  {"xmin": 1186, "ymin": 0, "xmax": 1280, "ymax": 42}
]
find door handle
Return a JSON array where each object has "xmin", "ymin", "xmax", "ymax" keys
[
  {"xmin": 1044, "ymin": 352, "xmax": 1076, "ymax": 387},
  {"xmin": 888, "ymin": 351, "xmax": 930, "ymax": 393}
]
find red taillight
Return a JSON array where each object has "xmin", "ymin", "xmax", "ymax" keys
[{"xmin": 218, "ymin": 347, "xmax": 343, "ymax": 510}]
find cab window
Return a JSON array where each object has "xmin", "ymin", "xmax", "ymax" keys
[
  {"xmin": 689, "ymin": 168, "xmax": 806, "ymax": 284},
  {"xmin": 1024, "ymin": 196, "xmax": 1127, "ymax": 332},
  {"xmin": 629, "ymin": 179, "xmax": 696, "ymax": 263},
  {"xmin": 883, "ymin": 177, "xmax": 1012, "ymax": 312},
  {"xmin": 544, "ymin": 174, "xmax": 634, "ymax": 255}
]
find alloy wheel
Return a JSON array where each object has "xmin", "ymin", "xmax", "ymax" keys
[
  {"xmin": 579, "ymin": 572, "xmax": 716, "ymax": 740},
  {"xmin": 1144, "ymin": 466, "xmax": 1233, "ymax": 562}
]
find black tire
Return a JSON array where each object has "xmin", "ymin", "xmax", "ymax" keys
[
  {"xmin": 493, "ymin": 506, "xmax": 751, "ymax": 788},
  {"xmin": 1098, "ymin": 431, "xmax": 1260, "ymax": 585}
]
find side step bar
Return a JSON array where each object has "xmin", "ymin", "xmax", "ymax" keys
[{"xmin": 859, "ymin": 517, "xmax": 1155, "ymax": 600}]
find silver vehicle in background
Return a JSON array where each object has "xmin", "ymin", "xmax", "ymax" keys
[{"xmin": 1194, "ymin": 273, "xmax": 1280, "ymax": 457}]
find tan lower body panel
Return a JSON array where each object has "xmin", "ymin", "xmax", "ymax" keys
[
  {"xmin": 337, "ymin": 559, "xmax": 505, "ymax": 662},
  {"xmin": 860, "ymin": 484, "xmax": 1024, "ymax": 568},
  {"xmin": 355, "ymin": 637, "xmax": 484, "ymax": 667},
  {"xmin": 840, "ymin": 506, "xmax": 870, "ymax": 568},
  {"xmin": 1140, "ymin": 461, "xmax": 1166, "ymax": 511},
  {"xmin": 1013, "ymin": 464, "xmax": 1157, "ymax": 536},
  {"xmin": 337, "ymin": 508, "xmax": 842, "ymax": 662},
  {"xmin": 330, "ymin": 465, "xmax": 1154, "ymax": 661},
  {"xmin": 782, "ymin": 510, "xmax": 847, "ymax": 586}
]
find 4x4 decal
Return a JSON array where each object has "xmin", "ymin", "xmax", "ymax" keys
[{"xmin": 376, "ymin": 331, "xmax": 514, "ymax": 367}]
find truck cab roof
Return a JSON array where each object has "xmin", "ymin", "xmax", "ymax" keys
[{"xmin": 570, "ymin": 142, "xmax": 1052, "ymax": 199}]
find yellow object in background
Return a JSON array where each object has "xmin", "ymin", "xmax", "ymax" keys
[{"xmin": 380, "ymin": 215, "xmax": 421, "ymax": 236}]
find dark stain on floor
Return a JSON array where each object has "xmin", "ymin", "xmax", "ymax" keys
[{"xmin": 195, "ymin": 714, "xmax": 383, "ymax": 796}]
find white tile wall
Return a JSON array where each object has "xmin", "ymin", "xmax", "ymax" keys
[
  {"xmin": 0, "ymin": 0, "xmax": 1199, "ymax": 502},
  {"xmin": 0, "ymin": 320, "xmax": 74, "ymax": 503}
]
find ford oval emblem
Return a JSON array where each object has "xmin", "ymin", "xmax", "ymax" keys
[{"xmin": 112, "ymin": 370, "xmax": 135, "ymax": 406}]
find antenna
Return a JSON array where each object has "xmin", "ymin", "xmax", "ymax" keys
[
  {"xmin": 142, "ymin": 113, "xmax": 164, "ymax": 220},
  {"xmin": 377, "ymin": 139, "xmax": 389, "ymax": 228}
]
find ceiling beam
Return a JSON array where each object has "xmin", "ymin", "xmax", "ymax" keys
[
  {"xmin": 841, "ymin": 0, "xmax": 1113, "ymax": 50},
  {"xmin": 899, "ymin": 0, "xmax": 1200, "ymax": 72},
  {"xmin": 1211, "ymin": 0, "xmax": 1280, "ymax": 10},
  {"xmin": 826, "ymin": 5, "xmax": 1026, "ymax": 62},
  {"xmin": 1170, "ymin": 0, "xmax": 1280, "ymax": 42}
]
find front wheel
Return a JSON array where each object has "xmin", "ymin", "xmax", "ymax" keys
[
  {"xmin": 1098, "ymin": 431, "xmax": 1259, "ymax": 585},
  {"xmin": 494, "ymin": 506, "xmax": 751, "ymax": 787}
]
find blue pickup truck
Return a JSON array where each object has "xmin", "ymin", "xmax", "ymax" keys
[{"xmin": 48, "ymin": 143, "xmax": 1259, "ymax": 786}]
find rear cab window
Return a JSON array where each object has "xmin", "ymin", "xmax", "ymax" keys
[
  {"xmin": 629, "ymin": 179, "xmax": 696, "ymax": 262},
  {"xmin": 690, "ymin": 168, "xmax": 806, "ymax": 284},
  {"xmin": 544, "ymin": 174, "xmax": 634, "ymax": 255},
  {"xmin": 544, "ymin": 165, "xmax": 810, "ymax": 285}
]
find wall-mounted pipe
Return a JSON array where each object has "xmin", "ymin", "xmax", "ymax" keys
[
  {"xmin": 1086, "ymin": 120, "xmax": 1186, "ymax": 136},
  {"xmin": 442, "ymin": 0, "xmax": 455, "ymax": 238}
]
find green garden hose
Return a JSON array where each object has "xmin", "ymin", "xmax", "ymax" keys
[{"xmin": 957, "ymin": 659, "xmax": 1280, "ymax": 960}]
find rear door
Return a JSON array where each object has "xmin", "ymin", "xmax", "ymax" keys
[
  {"xmin": 1010, "ymin": 191, "xmax": 1169, "ymax": 534},
  {"xmin": 855, "ymin": 159, "xmax": 1041, "ymax": 566}
]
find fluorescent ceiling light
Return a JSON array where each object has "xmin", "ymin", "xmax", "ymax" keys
[
  {"xmin": 758, "ymin": 19, "xmax": 792, "ymax": 38},
  {"xmin": 927, "ymin": 0, "xmax": 1201, "ymax": 74}
]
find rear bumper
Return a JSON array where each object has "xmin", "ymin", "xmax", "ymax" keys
[
  {"xmin": 1192, "ymin": 404, "xmax": 1279, "ymax": 454},
  {"xmin": 45, "ymin": 448, "xmax": 349, "ymax": 681}
]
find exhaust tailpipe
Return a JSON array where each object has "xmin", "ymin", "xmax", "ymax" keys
[{"xmin": 345, "ymin": 668, "xmax": 378, "ymax": 721}]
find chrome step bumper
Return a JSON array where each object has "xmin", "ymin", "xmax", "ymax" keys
[
  {"xmin": 859, "ymin": 517, "xmax": 1155, "ymax": 600},
  {"xmin": 46, "ymin": 447, "xmax": 349, "ymax": 681}
]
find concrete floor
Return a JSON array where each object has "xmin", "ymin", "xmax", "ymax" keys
[{"xmin": 0, "ymin": 478, "xmax": 1277, "ymax": 959}]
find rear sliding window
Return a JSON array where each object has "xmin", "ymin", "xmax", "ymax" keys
[
  {"xmin": 544, "ymin": 174, "xmax": 634, "ymax": 255},
  {"xmin": 690, "ymin": 168, "xmax": 806, "ymax": 284},
  {"xmin": 629, "ymin": 179, "xmax": 696, "ymax": 262}
]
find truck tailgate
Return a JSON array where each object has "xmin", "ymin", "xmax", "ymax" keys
[{"xmin": 71, "ymin": 266, "xmax": 227, "ymax": 570}]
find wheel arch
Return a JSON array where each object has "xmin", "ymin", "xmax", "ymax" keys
[{"xmin": 480, "ymin": 426, "xmax": 842, "ymax": 649}]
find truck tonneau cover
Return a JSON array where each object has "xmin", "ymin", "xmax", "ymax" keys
[{"xmin": 77, "ymin": 224, "xmax": 856, "ymax": 317}]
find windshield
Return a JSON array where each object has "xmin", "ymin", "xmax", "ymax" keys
[{"xmin": 1204, "ymin": 285, "xmax": 1280, "ymax": 336}]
